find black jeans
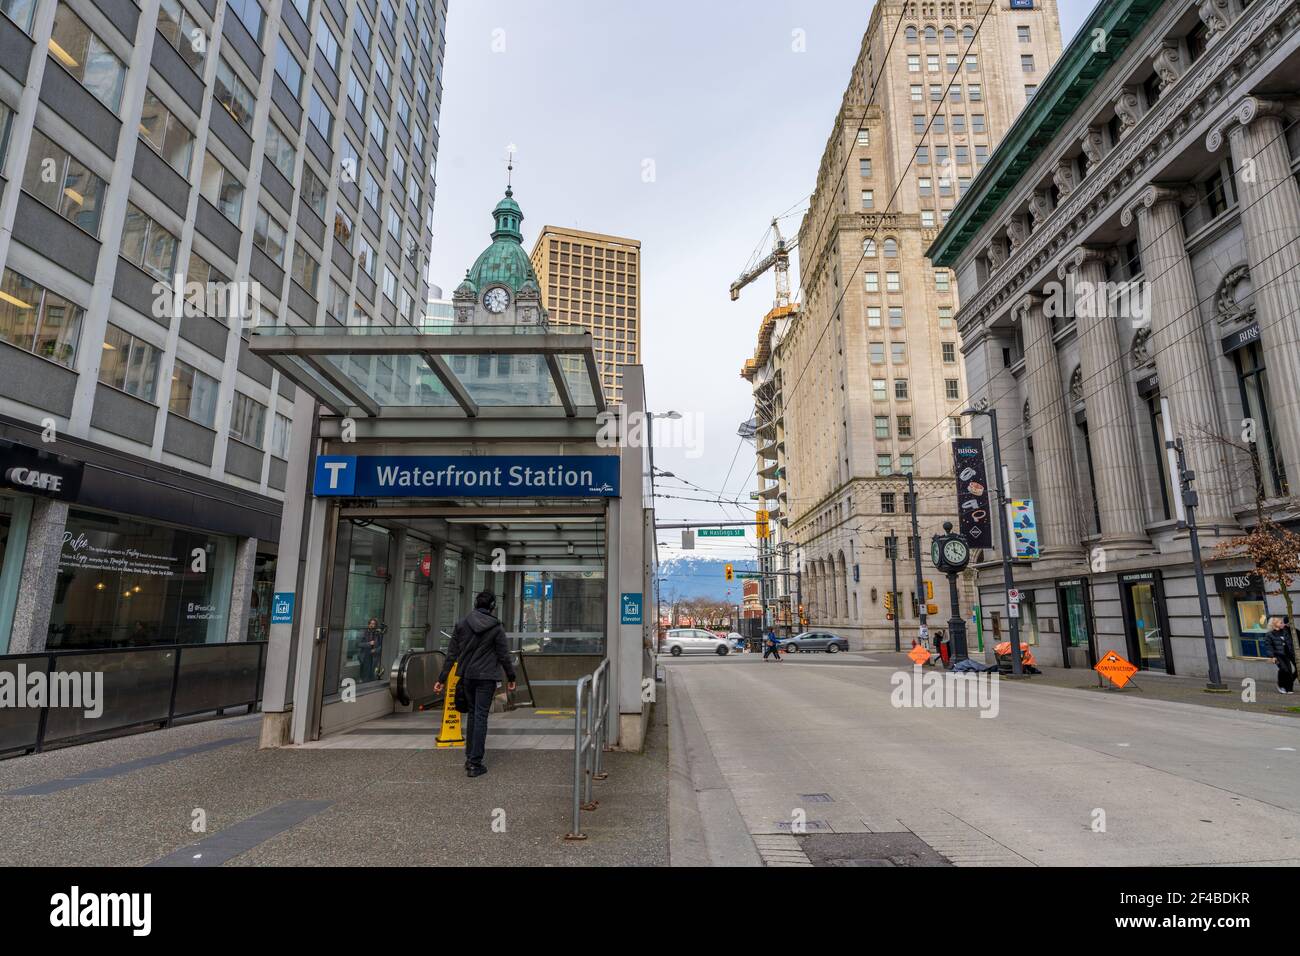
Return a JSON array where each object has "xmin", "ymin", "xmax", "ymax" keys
[
  {"xmin": 461, "ymin": 678, "xmax": 496, "ymax": 766},
  {"xmin": 763, "ymin": 646, "xmax": 781, "ymax": 660}
]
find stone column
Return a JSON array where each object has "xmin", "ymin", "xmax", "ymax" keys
[
  {"xmin": 1208, "ymin": 97, "xmax": 1300, "ymax": 490},
  {"xmin": 1017, "ymin": 293, "xmax": 1083, "ymax": 555},
  {"xmin": 1062, "ymin": 247, "xmax": 1149, "ymax": 549},
  {"xmin": 8, "ymin": 498, "xmax": 69, "ymax": 654},
  {"xmin": 225, "ymin": 536, "xmax": 259, "ymax": 643},
  {"xmin": 1122, "ymin": 185, "xmax": 1238, "ymax": 527}
]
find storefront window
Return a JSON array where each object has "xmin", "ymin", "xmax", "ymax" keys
[
  {"xmin": 246, "ymin": 552, "xmax": 277, "ymax": 641},
  {"xmin": 519, "ymin": 570, "xmax": 605, "ymax": 654},
  {"xmin": 1219, "ymin": 572, "xmax": 1270, "ymax": 658},
  {"xmin": 341, "ymin": 523, "xmax": 389, "ymax": 683},
  {"xmin": 49, "ymin": 509, "xmax": 235, "ymax": 648},
  {"xmin": 1233, "ymin": 342, "xmax": 1286, "ymax": 498}
]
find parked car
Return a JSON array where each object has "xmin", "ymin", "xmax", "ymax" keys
[
  {"xmin": 778, "ymin": 631, "xmax": 850, "ymax": 654},
  {"xmin": 661, "ymin": 628, "xmax": 731, "ymax": 657}
]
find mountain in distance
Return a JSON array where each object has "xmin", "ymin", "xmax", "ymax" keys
[{"xmin": 655, "ymin": 551, "xmax": 758, "ymax": 602}]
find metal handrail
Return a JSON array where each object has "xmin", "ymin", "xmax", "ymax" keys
[{"xmin": 565, "ymin": 658, "xmax": 610, "ymax": 841}]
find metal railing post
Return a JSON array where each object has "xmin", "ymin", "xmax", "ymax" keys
[{"xmin": 564, "ymin": 674, "xmax": 592, "ymax": 841}]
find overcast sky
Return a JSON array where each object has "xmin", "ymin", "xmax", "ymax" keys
[{"xmin": 428, "ymin": 0, "xmax": 1092, "ymax": 559}]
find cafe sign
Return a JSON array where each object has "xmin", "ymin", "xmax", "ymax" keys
[{"xmin": 0, "ymin": 441, "xmax": 83, "ymax": 501}]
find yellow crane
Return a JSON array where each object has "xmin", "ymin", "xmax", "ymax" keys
[{"xmin": 729, "ymin": 217, "xmax": 800, "ymax": 307}]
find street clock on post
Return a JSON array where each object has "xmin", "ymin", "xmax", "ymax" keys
[{"xmin": 930, "ymin": 521, "xmax": 970, "ymax": 574}]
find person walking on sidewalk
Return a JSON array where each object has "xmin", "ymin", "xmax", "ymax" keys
[
  {"xmin": 434, "ymin": 591, "xmax": 517, "ymax": 776},
  {"xmin": 1265, "ymin": 616, "xmax": 1297, "ymax": 694},
  {"xmin": 763, "ymin": 628, "xmax": 783, "ymax": 662}
]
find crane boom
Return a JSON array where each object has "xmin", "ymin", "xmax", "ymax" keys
[{"xmin": 730, "ymin": 218, "xmax": 798, "ymax": 306}]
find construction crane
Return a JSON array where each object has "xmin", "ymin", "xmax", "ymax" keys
[{"xmin": 730, "ymin": 217, "xmax": 799, "ymax": 307}]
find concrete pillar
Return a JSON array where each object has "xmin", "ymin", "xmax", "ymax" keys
[
  {"xmin": 1208, "ymin": 97, "xmax": 1300, "ymax": 489},
  {"xmin": 225, "ymin": 536, "xmax": 258, "ymax": 643},
  {"xmin": 1122, "ymin": 185, "xmax": 1239, "ymax": 528},
  {"xmin": 1016, "ymin": 293, "xmax": 1082, "ymax": 555},
  {"xmin": 8, "ymin": 498, "xmax": 69, "ymax": 654},
  {"xmin": 1063, "ymin": 247, "xmax": 1149, "ymax": 549}
]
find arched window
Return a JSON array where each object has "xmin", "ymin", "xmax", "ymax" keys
[
  {"xmin": 944, "ymin": 25, "xmax": 956, "ymax": 41},
  {"xmin": 884, "ymin": 238, "xmax": 899, "ymax": 258},
  {"xmin": 864, "ymin": 238, "xmax": 877, "ymax": 256},
  {"xmin": 962, "ymin": 24, "xmax": 974, "ymax": 43},
  {"xmin": 925, "ymin": 25, "xmax": 937, "ymax": 43},
  {"xmin": 906, "ymin": 25, "xmax": 918, "ymax": 41}
]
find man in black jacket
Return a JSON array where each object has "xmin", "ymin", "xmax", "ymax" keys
[
  {"xmin": 434, "ymin": 591, "xmax": 517, "ymax": 776},
  {"xmin": 1266, "ymin": 616, "xmax": 1297, "ymax": 694}
]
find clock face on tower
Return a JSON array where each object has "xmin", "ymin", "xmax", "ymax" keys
[
  {"xmin": 483, "ymin": 287, "xmax": 510, "ymax": 314},
  {"xmin": 943, "ymin": 538, "xmax": 970, "ymax": 567}
]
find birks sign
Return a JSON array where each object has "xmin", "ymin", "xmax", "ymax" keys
[{"xmin": 313, "ymin": 455, "xmax": 621, "ymax": 498}]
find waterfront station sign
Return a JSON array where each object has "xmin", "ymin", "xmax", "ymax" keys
[{"xmin": 313, "ymin": 455, "xmax": 621, "ymax": 498}]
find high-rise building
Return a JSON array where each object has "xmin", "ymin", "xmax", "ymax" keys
[
  {"xmin": 529, "ymin": 226, "xmax": 640, "ymax": 405},
  {"xmin": 0, "ymin": 0, "xmax": 447, "ymax": 654},
  {"xmin": 778, "ymin": 0, "xmax": 1062, "ymax": 648}
]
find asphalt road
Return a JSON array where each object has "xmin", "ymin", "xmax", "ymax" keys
[{"xmin": 664, "ymin": 651, "xmax": 1300, "ymax": 866}]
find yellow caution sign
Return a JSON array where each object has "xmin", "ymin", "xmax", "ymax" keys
[{"xmin": 435, "ymin": 663, "xmax": 465, "ymax": 748}]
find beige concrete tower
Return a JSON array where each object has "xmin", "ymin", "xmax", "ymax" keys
[
  {"xmin": 781, "ymin": 0, "xmax": 1062, "ymax": 647},
  {"xmin": 530, "ymin": 227, "xmax": 641, "ymax": 405}
]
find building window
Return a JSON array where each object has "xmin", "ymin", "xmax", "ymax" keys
[
  {"xmin": 230, "ymin": 392, "xmax": 267, "ymax": 447},
  {"xmin": 861, "ymin": 189, "xmax": 874, "ymax": 209},
  {"xmin": 375, "ymin": 54, "xmax": 391, "ymax": 89},
  {"xmin": 886, "ymin": 272, "xmax": 901, "ymax": 292},
  {"xmin": 1234, "ymin": 341, "xmax": 1287, "ymax": 497},
  {"xmin": 881, "ymin": 492, "xmax": 896, "ymax": 513},
  {"xmin": 889, "ymin": 307, "xmax": 904, "ymax": 328},
  {"xmin": 867, "ymin": 306, "xmax": 881, "ymax": 327},
  {"xmin": 945, "ymin": 379, "xmax": 960, "ymax": 400},
  {"xmin": 859, "ymin": 158, "xmax": 872, "ymax": 177},
  {"xmin": 1018, "ymin": 24, "xmax": 1030, "ymax": 42},
  {"xmin": 22, "ymin": 130, "xmax": 107, "ymax": 236},
  {"xmin": 949, "ymin": 85, "xmax": 963, "ymax": 103},
  {"xmin": 2, "ymin": 0, "xmax": 37, "ymax": 32},
  {"xmin": 935, "ymin": 271, "xmax": 951, "ymax": 292},
  {"xmin": 356, "ymin": 234, "xmax": 376, "ymax": 277},
  {"xmin": 968, "ymin": 83, "xmax": 981, "ymax": 101},
  {"xmin": 1025, "ymin": 84, "xmax": 1038, "ymax": 98},
  {"xmin": 139, "ymin": 90, "xmax": 195, "ymax": 174},
  {"xmin": 919, "ymin": 177, "xmax": 933, "ymax": 196},
  {"xmin": 99, "ymin": 323, "xmax": 161, "ymax": 400},
  {"xmin": 48, "ymin": 3, "xmax": 125, "ymax": 111},
  {"xmin": 200, "ymin": 152, "xmax": 244, "ymax": 224},
  {"xmin": 253, "ymin": 206, "xmax": 286, "ymax": 266},
  {"xmin": 301, "ymin": 164, "xmax": 328, "ymax": 219},
  {"xmin": 975, "ymin": 144, "xmax": 989, "ymax": 164},
  {"xmin": 884, "ymin": 238, "xmax": 898, "ymax": 258},
  {"xmin": 939, "ymin": 306, "xmax": 953, "ymax": 327},
  {"xmin": 927, "ymin": 54, "xmax": 939, "ymax": 71},
  {"xmin": 347, "ymin": 67, "xmax": 366, "ymax": 113},
  {"xmin": 877, "ymin": 455, "xmax": 892, "ymax": 476},
  {"xmin": 157, "ymin": 0, "xmax": 206, "ymax": 72},
  {"xmin": 0, "ymin": 268, "xmax": 84, "ymax": 367},
  {"xmin": 368, "ymin": 107, "xmax": 387, "ymax": 149},
  {"xmin": 952, "ymin": 114, "xmax": 966, "ymax": 133},
  {"xmin": 872, "ymin": 379, "xmax": 887, "ymax": 401},
  {"xmin": 1205, "ymin": 169, "xmax": 1234, "ymax": 218},
  {"xmin": 857, "ymin": 129, "xmax": 870, "ymax": 146},
  {"xmin": 264, "ymin": 121, "xmax": 297, "ymax": 181},
  {"xmin": 913, "ymin": 115, "xmax": 926, "ymax": 134},
  {"xmin": 942, "ymin": 342, "xmax": 956, "ymax": 363},
  {"xmin": 271, "ymin": 413, "xmax": 292, "ymax": 459},
  {"xmin": 972, "ymin": 114, "xmax": 986, "ymax": 133},
  {"xmin": 214, "ymin": 56, "xmax": 255, "ymax": 132},
  {"xmin": 315, "ymin": 13, "xmax": 340, "ymax": 72},
  {"xmin": 387, "ymin": 205, "xmax": 402, "ymax": 241},
  {"xmin": 966, "ymin": 54, "xmax": 978, "ymax": 72},
  {"xmin": 946, "ymin": 53, "xmax": 958, "ymax": 72},
  {"xmin": 891, "ymin": 342, "xmax": 907, "ymax": 365},
  {"xmin": 898, "ymin": 415, "xmax": 912, "ymax": 438},
  {"xmin": 274, "ymin": 38, "xmax": 303, "ymax": 98},
  {"xmin": 308, "ymin": 86, "xmax": 334, "ymax": 138},
  {"xmin": 1021, "ymin": 54, "xmax": 1035, "ymax": 72},
  {"xmin": 875, "ymin": 415, "xmax": 890, "ymax": 439},
  {"xmin": 169, "ymin": 360, "xmax": 219, "ymax": 428},
  {"xmin": 907, "ymin": 54, "xmax": 920, "ymax": 72},
  {"xmin": 382, "ymin": 266, "xmax": 397, "ymax": 303},
  {"xmin": 120, "ymin": 203, "xmax": 179, "ymax": 280},
  {"xmin": 921, "ymin": 210, "xmax": 935, "ymax": 227},
  {"xmin": 864, "ymin": 272, "xmax": 879, "ymax": 293},
  {"xmin": 917, "ymin": 145, "xmax": 930, "ymax": 164},
  {"xmin": 363, "ymin": 170, "xmax": 380, "ymax": 209},
  {"xmin": 899, "ymin": 454, "xmax": 914, "ymax": 474},
  {"xmin": 949, "ymin": 416, "xmax": 963, "ymax": 437},
  {"xmin": 911, "ymin": 83, "xmax": 923, "ymax": 102},
  {"xmin": 894, "ymin": 379, "xmax": 909, "ymax": 400},
  {"xmin": 870, "ymin": 342, "xmax": 886, "ymax": 364},
  {"xmin": 227, "ymin": 0, "xmax": 264, "ymax": 40},
  {"xmin": 864, "ymin": 238, "xmax": 877, "ymax": 256},
  {"xmin": 291, "ymin": 243, "xmax": 319, "ymax": 296}
]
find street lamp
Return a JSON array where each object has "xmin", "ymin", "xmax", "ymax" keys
[
  {"xmin": 646, "ymin": 410, "xmax": 680, "ymax": 657},
  {"xmin": 961, "ymin": 403, "xmax": 1023, "ymax": 677}
]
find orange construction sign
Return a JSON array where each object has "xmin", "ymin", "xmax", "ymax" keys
[
  {"xmin": 1094, "ymin": 650, "xmax": 1139, "ymax": 688},
  {"xmin": 908, "ymin": 643, "xmax": 931, "ymax": 666}
]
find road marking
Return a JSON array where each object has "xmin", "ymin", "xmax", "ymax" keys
[
  {"xmin": 147, "ymin": 800, "xmax": 334, "ymax": 867},
  {"xmin": 2, "ymin": 736, "xmax": 255, "ymax": 796}
]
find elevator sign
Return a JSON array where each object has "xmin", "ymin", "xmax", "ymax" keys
[{"xmin": 313, "ymin": 455, "xmax": 621, "ymax": 498}]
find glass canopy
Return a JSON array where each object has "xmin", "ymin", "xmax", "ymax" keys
[{"xmin": 249, "ymin": 323, "xmax": 603, "ymax": 418}]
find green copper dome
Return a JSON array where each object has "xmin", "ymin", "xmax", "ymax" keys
[{"xmin": 463, "ymin": 187, "xmax": 539, "ymax": 293}]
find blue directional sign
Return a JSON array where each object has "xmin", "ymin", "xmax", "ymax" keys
[
  {"xmin": 621, "ymin": 593, "xmax": 643, "ymax": 625},
  {"xmin": 313, "ymin": 455, "xmax": 621, "ymax": 498},
  {"xmin": 271, "ymin": 592, "xmax": 295, "ymax": 624}
]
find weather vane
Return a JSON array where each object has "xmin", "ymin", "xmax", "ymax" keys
[{"xmin": 505, "ymin": 143, "xmax": 517, "ymax": 192}]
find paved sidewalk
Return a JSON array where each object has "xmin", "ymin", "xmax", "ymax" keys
[
  {"xmin": 0, "ymin": 703, "xmax": 668, "ymax": 866},
  {"xmin": 859, "ymin": 650, "xmax": 1300, "ymax": 717}
]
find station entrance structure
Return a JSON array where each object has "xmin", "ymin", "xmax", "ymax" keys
[{"xmin": 248, "ymin": 320, "xmax": 654, "ymax": 751}]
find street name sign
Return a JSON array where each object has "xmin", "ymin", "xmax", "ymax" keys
[{"xmin": 699, "ymin": 528, "xmax": 745, "ymax": 537}]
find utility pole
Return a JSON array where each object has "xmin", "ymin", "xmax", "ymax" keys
[
  {"xmin": 905, "ymin": 470, "xmax": 927, "ymax": 647},
  {"xmin": 1162, "ymin": 399, "xmax": 1227, "ymax": 690},
  {"xmin": 886, "ymin": 534, "xmax": 901, "ymax": 652}
]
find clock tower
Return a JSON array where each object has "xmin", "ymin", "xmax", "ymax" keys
[{"xmin": 453, "ymin": 185, "xmax": 547, "ymax": 330}]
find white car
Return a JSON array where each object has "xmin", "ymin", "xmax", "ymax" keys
[{"xmin": 661, "ymin": 628, "xmax": 731, "ymax": 657}]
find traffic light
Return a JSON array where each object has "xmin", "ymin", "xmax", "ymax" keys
[
  {"xmin": 756, "ymin": 509, "xmax": 770, "ymax": 539},
  {"xmin": 883, "ymin": 592, "xmax": 893, "ymax": 613},
  {"xmin": 925, "ymin": 580, "xmax": 934, "ymax": 601},
  {"xmin": 724, "ymin": 563, "xmax": 734, "ymax": 581}
]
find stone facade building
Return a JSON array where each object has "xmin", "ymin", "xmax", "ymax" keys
[
  {"xmin": 779, "ymin": 0, "xmax": 1062, "ymax": 647},
  {"xmin": 929, "ymin": 0, "xmax": 1300, "ymax": 678}
]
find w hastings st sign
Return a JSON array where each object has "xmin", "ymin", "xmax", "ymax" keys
[{"xmin": 312, "ymin": 455, "xmax": 622, "ymax": 498}]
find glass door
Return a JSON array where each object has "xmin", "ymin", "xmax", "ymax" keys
[{"xmin": 1122, "ymin": 576, "xmax": 1172, "ymax": 672}]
